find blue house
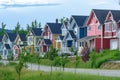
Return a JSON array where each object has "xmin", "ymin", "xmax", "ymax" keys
[{"xmin": 60, "ymin": 15, "xmax": 88, "ymax": 55}]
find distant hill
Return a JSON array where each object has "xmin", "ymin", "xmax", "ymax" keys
[{"xmin": 0, "ymin": 28, "xmax": 13, "ymax": 33}]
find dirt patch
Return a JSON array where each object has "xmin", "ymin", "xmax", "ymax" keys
[{"xmin": 100, "ymin": 62, "xmax": 120, "ymax": 69}]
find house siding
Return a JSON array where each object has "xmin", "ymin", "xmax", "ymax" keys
[
  {"xmin": 53, "ymin": 34, "xmax": 57, "ymax": 48},
  {"xmin": 103, "ymin": 38, "xmax": 110, "ymax": 49},
  {"xmin": 87, "ymin": 12, "xmax": 102, "ymax": 36}
]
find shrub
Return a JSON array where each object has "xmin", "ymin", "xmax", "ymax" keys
[{"xmin": 89, "ymin": 49, "xmax": 120, "ymax": 68}]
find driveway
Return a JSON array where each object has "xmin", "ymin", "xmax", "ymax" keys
[{"xmin": 27, "ymin": 63, "xmax": 120, "ymax": 77}]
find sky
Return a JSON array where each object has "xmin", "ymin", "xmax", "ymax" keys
[{"xmin": 0, "ymin": 0, "xmax": 120, "ymax": 30}]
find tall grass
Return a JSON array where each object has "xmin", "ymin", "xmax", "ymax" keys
[
  {"xmin": 90, "ymin": 49, "xmax": 120, "ymax": 68},
  {"xmin": 0, "ymin": 65, "xmax": 120, "ymax": 80}
]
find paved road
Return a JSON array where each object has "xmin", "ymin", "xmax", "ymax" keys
[
  {"xmin": 27, "ymin": 63, "xmax": 120, "ymax": 77},
  {"xmin": 1, "ymin": 60, "xmax": 120, "ymax": 77}
]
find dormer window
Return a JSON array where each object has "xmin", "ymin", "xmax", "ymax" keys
[{"xmin": 87, "ymin": 26, "xmax": 91, "ymax": 31}]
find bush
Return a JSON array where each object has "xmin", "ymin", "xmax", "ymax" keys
[{"xmin": 89, "ymin": 49, "xmax": 120, "ymax": 68}]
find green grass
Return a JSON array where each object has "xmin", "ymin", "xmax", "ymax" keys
[
  {"xmin": 0, "ymin": 65, "xmax": 120, "ymax": 80},
  {"xmin": 27, "ymin": 49, "xmax": 120, "ymax": 69}
]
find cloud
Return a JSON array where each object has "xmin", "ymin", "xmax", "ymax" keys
[
  {"xmin": 89, "ymin": 0, "xmax": 109, "ymax": 6},
  {"xmin": 0, "ymin": 0, "xmax": 61, "ymax": 9}
]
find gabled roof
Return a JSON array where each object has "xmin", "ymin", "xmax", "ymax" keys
[
  {"xmin": 110, "ymin": 10, "xmax": 120, "ymax": 22},
  {"xmin": 6, "ymin": 33, "xmax": 17, "ymax": 42},
  {"xmin": 4, "ymin": 44, "xmax": 11, "ymax": 49},
  {"xmin": 31, "ymin": 28, "xmax": 42, "ymax": 36},
  {"xmin": 72, "ymin": 15, "xmax": 88, "ymax": 27},
  {"xmin": 44, "ymin": 39, "xmax": 52, "ymax": 45},
  {"xmin": 93, "ymin": 9, "xmax": 109, "ymax": 24},
  {"xmin": 19, "ymin": 34, "xmax": 26, "ymax": 41},
  {"xmin": 0, "ymin": 36, "xmax": 3, "ymax": 42},
  {"xmin": 47, "ymin": 23, "xmax": 62, "ymax": 34},
  {"xmin": 68, "ymin": 30, "xmax": 76, "ymax": 39}
]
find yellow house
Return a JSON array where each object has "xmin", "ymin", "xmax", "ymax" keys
[
  {"xmin": 42, "ymin": 22, "xmax": 62, "ymax": 51},
  {"xmin": 26, "ymin": 28, "xmax": 42, "ymax": 55},
  {"xmin": 13, "ymin": 34, "xmax": 27, "ymax": 59}
]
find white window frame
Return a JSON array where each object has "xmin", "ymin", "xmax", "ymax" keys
[
  {"xmin": 112, "ymin": 22, "xmax": 117, "ymax": 32},
  {"xmin": 105, "ymin": 22, "xmax": 110, "ymax": 32}
]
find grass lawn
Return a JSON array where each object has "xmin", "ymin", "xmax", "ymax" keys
[
  {"xmin": 29, "ymin": 57, "xmax": 92, "ymax": 68},
  {"xmin": 0, "ymin": 64, "xmax": 120, "ymax": 80}
]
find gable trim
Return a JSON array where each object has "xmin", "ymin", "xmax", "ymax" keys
[
  {"xmin": 86, "ymin": 9, "xmax": 100, "ymax": 25},
  {"xmin": 105, "ymin": 11, "xmax": 113, "ymax": 22}
]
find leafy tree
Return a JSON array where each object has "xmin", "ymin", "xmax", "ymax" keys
[
  {"xmin": 19, "ymin": 28, "xmax": 28, "ymax": 34},
  {"xmin": 14, "ymin": 22, "xmax": 20, "ymax": 34},
  {"xmin": 27, "ymin": 24, "xmax": 31, "ymax": 32},
  {"xmin": 70, "ymin": 46, "xmax": 74, "ymax": 55},
  {"xmin": 0, "ymin": 22, "xmax": 6, "ymax": 36},
  {"xmin": 75, "ymin": 55, "xmax": 80, "ymax": 73},
  {"xmin": 60, "ymin": 55, "xmax": 69, "ymax": 71},
  {"xmin": 81, "ymin": 42, "xmax": 90, "ymax": 62},
  {"xmin": 7, "ymin": 50, "xmax": 13, "ymax": 62},
  {"xmin": 29, "ymin": 20, "xmax": 41, "ymax": 29},
  {"xmin": 46, "ymin": 46, "xmax": 58, "ymax": 60},
  {"xmin": 15, "ymin": 60, "xmax": 24, "ymax": 80},
  {"xmin": 53, "ymin": 56, "xmax": 61, "ymax": 67},
  {"xmin": 90, "ymin": 51, "xmax": 96, "ymax": 68},
  {"xmin": 35, "ymin": 53, "xmax": 41, "ymax": 70},
  {"xmin": 59, "ymin": 17, "xmax": 69, "ymax": 23}
]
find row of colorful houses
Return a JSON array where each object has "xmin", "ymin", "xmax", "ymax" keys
[{"xmin": 1, "ymin": 9, "xmax": 120, "ymax": 59}]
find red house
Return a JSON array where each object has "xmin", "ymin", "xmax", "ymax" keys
[
  {"xmin": 79, "ymin": 9, "xmax": 120, "ymax": 52},
  {"xmin": 38, "ymin": 22, "xmax": 62, "ymax": 56}
]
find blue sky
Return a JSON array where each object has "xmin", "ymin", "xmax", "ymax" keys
[{"xmin": 0, "ymin": 0, "xmax": 120, "ymax": 29}]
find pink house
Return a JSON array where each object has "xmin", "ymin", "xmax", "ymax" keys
[{"xmin": 79, "ymin": 9, "xmax": 120, "ymax": 52}]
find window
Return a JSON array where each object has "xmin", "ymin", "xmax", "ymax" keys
[
  {"xmin": 80, "ymin": 42, "xmax": 84, "ymax": 47},
  {"xmin": 87, "ymin": 26, "xmax": 91, "ymax": 31},
  {"xmin": 112, "ymin": 22, "xmax": 117, "ymax": 31},
  {"xmin": 28, "ymin": 36, "xmax": 33, "ymax": 45},
  {"xmin": 98, "ymin": 25, "xmax": 101, "ymax": 30},
  {"xmin": 105, "ymin": 23, "xmax": 110, "ymax": 31},
  {"xmin": 82, "ymin": 42, "xmax": 84, "ymax": 46}
]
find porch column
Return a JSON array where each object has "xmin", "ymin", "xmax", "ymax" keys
[{"xmin": 56, "ymin": 41, "xmax": 58, "ymax": 49}]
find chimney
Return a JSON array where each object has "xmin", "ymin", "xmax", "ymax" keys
[{"xmin": 56, "ymin": 19, "xmax": 58, "ymax": 23}]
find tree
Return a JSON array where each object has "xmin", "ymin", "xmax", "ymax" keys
[
  {"xmin": 7, "ymin": 50, "xmax": 13, "ymax": 62},
  {"xmin": 90, "ymin": 51, "xmax": 96, "ymax": 68},
  {"xmin": 30, "ymin": 20, "xmax": 41, "ymax": 28},
  {"xmin": 81, "ymin": 42, "xmax": 90, "ymax": 62},
  {"xmin": 27, "ymin": 24, "xmax": 31, "ymax": 32},
  {"xmin": 46, "ymin": 46, "xmax": 58, "ymax": 60},
  {"xmin": 35, "ymin": 52, "xmax": 41, "ymax": 70},
  {"xmin": 70, "ymin": 46, "xmax": 74, "ymax": 55},
  {"xmin": 53, "ymin": 56, "xmax": 61, "ymax": 67},
  {"xmin": 14, "ymin": 22, "xmax": 20, "ymax": 34},
  {"xmin": 15, "ymin": 60, "xmax": 24, "ymax": 80},
  {"xmin": 0, "ymin": 22, "xmax": 6, "ymax": 36},
  {"xmin": 75, "ymin": 55, "xmax": 80, "ymax": 73},
  {"xmin": 15, "ymin": 46, "xmax": 29, "ymax": 80},
  {"xmin": 60, "ymin": 55, "xmax": 69, "ymax": 71},
  {"xmin": 19, "ymin": 28, "xmax": 28, "ymax": 34}
]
